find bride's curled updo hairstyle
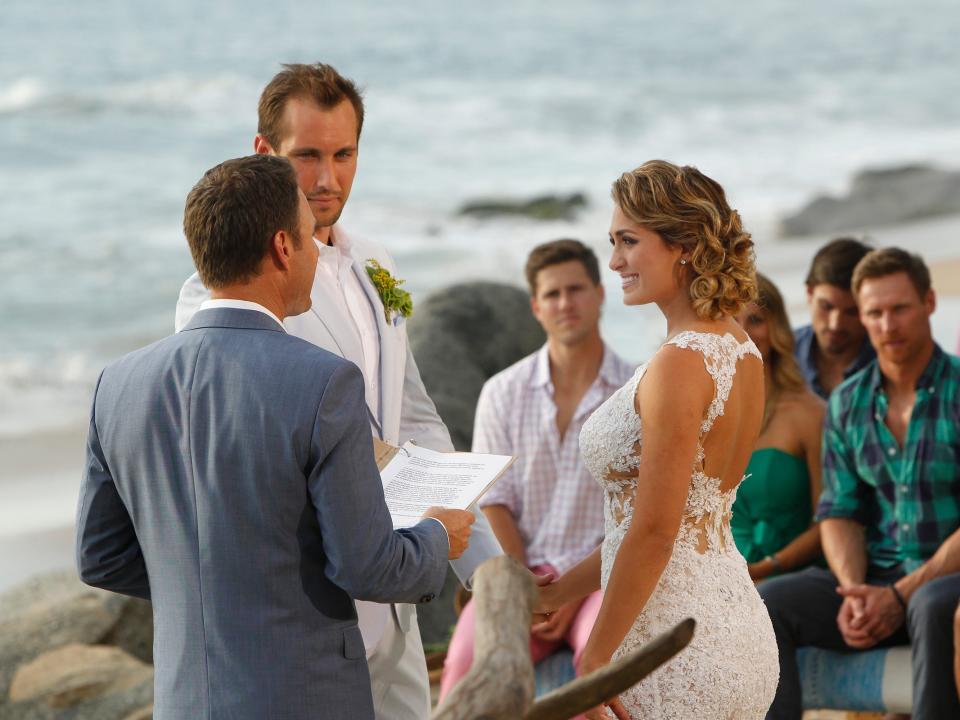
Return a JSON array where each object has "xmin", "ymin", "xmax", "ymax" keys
[{"xmin": 612, "ymin": 160, "xmax": 757, "ymax": 320}]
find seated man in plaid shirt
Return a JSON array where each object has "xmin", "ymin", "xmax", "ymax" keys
[
  {"xmin": 761, "ymin": 247, "xmax": 960, "ymax": 720},
  {"xmin": 438, "ymin": 239, "xmax": 634, "ymax": 702}
]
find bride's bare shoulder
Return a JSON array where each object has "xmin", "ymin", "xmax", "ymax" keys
[{"xmin": 640, "ymin": 344, "xmax": 715, "ymax": 404}]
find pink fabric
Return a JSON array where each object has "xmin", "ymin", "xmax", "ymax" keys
[
  {"xmin": 474, "ymin": 344, "xmax": 635, "ymax": 574},
  {"xmin": 439, "ymin": 563, "xmax": 604, "ymax": 711}
]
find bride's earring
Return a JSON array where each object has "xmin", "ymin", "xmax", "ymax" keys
[{"xmin": 679, "ymin": 259, "xmax": 687, "ymax": 265}]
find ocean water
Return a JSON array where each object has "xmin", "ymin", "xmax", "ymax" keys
[{"xmin": 3, "ymin": 0, "xmax": 960, "ymax": 436}]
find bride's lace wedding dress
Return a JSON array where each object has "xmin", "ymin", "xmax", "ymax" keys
[{"xmin": 580, "ymin": 331, "xmax": 779, "ymax": 718}]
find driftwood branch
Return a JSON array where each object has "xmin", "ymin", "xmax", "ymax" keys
[
  {"xmin": 432, "ymin": 555, "xmax": 537, "ymax": 720},
  {"xmin": 523, "ymin": 618, "xmax": 696, "ymax": 720},
  {"xmin": 431, "ymin": 556, "xmax": 696, "ymax": 720}
]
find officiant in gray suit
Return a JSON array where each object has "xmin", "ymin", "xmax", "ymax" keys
[{"xmin": 75, "ymin": 155, "xmax": 475, "ymax": 720}]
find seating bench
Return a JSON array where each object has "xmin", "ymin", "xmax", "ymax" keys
[{"xmin": 532, "ymin": 646, "xmax": 912, "ymax": 714}]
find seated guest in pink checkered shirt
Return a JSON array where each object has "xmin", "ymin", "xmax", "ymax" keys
[{"xmin": 438, "ymin": 239, "xmax": 635, "ymax": 703}]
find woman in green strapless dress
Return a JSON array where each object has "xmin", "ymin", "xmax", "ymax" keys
[{"xmin": 733, "ymin": 274, "xmax": 826, "ymax": 581}]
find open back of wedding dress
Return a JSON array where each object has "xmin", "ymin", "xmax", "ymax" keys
[{"xmin": 580, "ymin": 331, "xmax": 779, "ymax": 719}]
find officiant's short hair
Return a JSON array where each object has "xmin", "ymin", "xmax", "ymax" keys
[
  {"xmin": 258, "ymin": 63, "xmax": 365, "ymax": 149},
  {"xmin": 184, "ymin": 155, "xmax": 301, "ymax": 289},
  {"xmin": 525, "ymin": 239, "xmax": 601, "ymax": 295}
]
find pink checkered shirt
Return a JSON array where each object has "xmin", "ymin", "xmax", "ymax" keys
[{"xmin": 475, "ymin": 344, "xmax": 636, "ymax": 574}]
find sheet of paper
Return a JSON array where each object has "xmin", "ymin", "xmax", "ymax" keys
[{"xmin": 380, "ymin": 441, "xmax": 514, "ymax": 529}]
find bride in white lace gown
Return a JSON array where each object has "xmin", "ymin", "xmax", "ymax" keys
[{"xmin": 536, "ymin": 161, "xmax": 778, "ymax": 719}]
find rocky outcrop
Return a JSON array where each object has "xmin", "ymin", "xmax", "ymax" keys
[
  {"xmin": 457, "ymin": 192, "xmax": 588, "ymax": 221},
  {"xmin": 781, "ymin": 164, "xmax": 960, "ymax": 237},
  {"xmin": 5, "ymin": 645, "xmax": 152, "ymax": 720},
  {"xmin": 0, "ymin": 572, "xmax": 153, "ymax": 720}
]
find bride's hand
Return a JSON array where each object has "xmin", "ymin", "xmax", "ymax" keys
[
  {"xmin": 532, "ymin": 572, "xmax": 565, "ymax": 619},
  {"xmin": 578, "ymin": 651, "xmax": 630, "ymax": 720}
]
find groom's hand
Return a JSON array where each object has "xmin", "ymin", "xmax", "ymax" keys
[{"xmin": 423, "ymin": 507, "xmax": 475, "ymax": 559}]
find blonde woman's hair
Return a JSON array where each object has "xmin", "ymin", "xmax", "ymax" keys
[
  {"xmin": 754, "ymin": 273, "xmax": 806, "ymax": 429},
  {"xmin": 612, "ymin": 160, "xmax": 757, "ymax": 320}
]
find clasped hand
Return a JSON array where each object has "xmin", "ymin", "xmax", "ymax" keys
[
  {"xmin": 835, "ymin": 583, "xmax": 905, "ymax": 649},
  {"xmin": 530, "ymin": 572, "xmax": 629, "ymax": 720}
]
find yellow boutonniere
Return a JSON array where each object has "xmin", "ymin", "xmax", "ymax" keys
[{"xmin": 365, "ymin": 259, "xmax": 413, "ymax": 324}]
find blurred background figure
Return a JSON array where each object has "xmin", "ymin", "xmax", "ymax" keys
[
  {"xmin": 762, "ymin": 247, "xmax": 960, "ymax": 720},
  {"xmin": 955, "ymin": 603, "xmax": 960, "ymax": 704},
  {"xmin": 733, "ymin": 273, "xmax": 825, "ymax": 581},
  {"xmin": 794, "ymin": 238, "xmax": 875, "ymax": 399}
]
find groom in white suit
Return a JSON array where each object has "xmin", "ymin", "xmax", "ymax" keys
[{"xmin": 175, "ymin": 63, "xmax": 502, "ymax": 719}]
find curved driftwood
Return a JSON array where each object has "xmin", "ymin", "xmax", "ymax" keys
[
  {"xmin": 432, "ymin": 555, "xmax": 537, "ymax": 720},
  {"xmin": 431, "ymin": 555, "xmax": 695, "ymax": 720},
  {"xmin": 523, "ymin": 618, "xmax": 696, "ymax": 720}
]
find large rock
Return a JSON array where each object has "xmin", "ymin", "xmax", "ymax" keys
[
  {"xmin": 408, "ymin": 282, "xmax": 545, "ymax": 645},
  {"xmin": 408, "ymin": 282, "xmax": 545, "ymax": 451},
  {"xmin": 780, "ymin": 164, "xmax": 960, "ymax": 237},
  {"xmin": 4, "ymin": 644, "xmax": 152, "ymax": 720},
  {"xmin": 457, "ymin": 192, "xmax": 588, "ymax": 221},
  {"xmin": 0, "ymin": 572, "xmax": 152, "ymax": 700}
]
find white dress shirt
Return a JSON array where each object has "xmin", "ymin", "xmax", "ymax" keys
[
  {"xmin": 314, "ymin": 233, "xmax": 382, "ymax": 421},
  {"xmin": 476, "ymin": 344, "xmax": 636, "ymax": 573},
  {"xmin": 198, "ymin": 299, "xmax": 284, "ymax": 330}
]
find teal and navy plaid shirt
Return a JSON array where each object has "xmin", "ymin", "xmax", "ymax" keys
[{"xmin": 816, "ymin": 344, "xmax": 960, "ymax": 572}]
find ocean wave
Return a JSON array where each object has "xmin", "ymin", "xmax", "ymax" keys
[
  {"xmin": 0, "ymin": 77, "xmax": 46, "ymax": 114},
  {"xmin": 0, "ymin": 73, "xmax": 256, "ymax": 118},
  {"xmin": 0, "ymin": 353, "xmax": 97, "ymax": 436}
]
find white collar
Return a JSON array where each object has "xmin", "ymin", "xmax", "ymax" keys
[
  {"xmin": 317, "ymin": 229, "xmax": 355, "ymax": 262},
  {"xmin": 198, "ymin": 299, "xmax": 285, "ymax": 330}
]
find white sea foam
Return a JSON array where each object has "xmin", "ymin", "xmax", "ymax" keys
[
  {"xmin": 0, "ymin": 72, "xmax": 255, "ymax": 118},
  {"xmin": 0, "ymin": 77, "xmax": 46, "ymax": 114},
  {"xmin": 0, "ymin": 354, "xmax": 96, "ymax": 437}
]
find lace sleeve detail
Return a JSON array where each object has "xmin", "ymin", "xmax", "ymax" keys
[
  {"xmin": 579, "ymin": 364, "xmax": 646, "ymax": 528},
  {"xmin": 666, "ymin": 331, "xmax": 762, "ymax": 436}
]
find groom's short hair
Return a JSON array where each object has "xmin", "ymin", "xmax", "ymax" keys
[
  {"xmin": 525, "ymin": 239, "xmax": 601, "ymax": 295},
  {"xmin": 258, "ymin": 63, "xmax": 365, "ymax": 149},
  {"xmin": 183, "ymin": 155, "xmax": 301, "ymax": 289}
]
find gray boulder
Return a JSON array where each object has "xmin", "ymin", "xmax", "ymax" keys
[
  {"xmin": 0, "ymin": 572, "xmax": 152, "ymax": 700},
  {"xmin": 3, "ymin": 644, "xmax": 152, "ymax": 720},
  {"xmin": 408, "ymin": 282, "xmax": 546, "ymax": 452},
  {"xmin": 781, "ymin": 164, "xmax": 960, "ymax": 237},
  {"xmin": 408, "ymin": 282, "xmax": 545, "ymax": 645},
  {"xmin": 457, "ymin": 193, "xmax": 588, "ymax": 221}
]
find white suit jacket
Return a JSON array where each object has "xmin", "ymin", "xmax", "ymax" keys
[{"xmin": 175, "ymin": 225, "xmax": 502, "ymax": 652}]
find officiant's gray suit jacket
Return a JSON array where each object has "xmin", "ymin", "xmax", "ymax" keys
[{"xmin": 75, "ymin": 308, "xmax": 449, "ymax": 720}]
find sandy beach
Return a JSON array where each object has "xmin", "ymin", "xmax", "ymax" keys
[
  {"xmin": 0, "ymin": 427, "xmax": 85, "ymax": 591},
  {"xmin": 931, "ymin": 257, "xmax": 960, "ymax": 296}
]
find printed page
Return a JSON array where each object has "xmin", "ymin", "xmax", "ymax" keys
[{"xmin": 381, "ymin": 441, "xmax": 514, "ymax": 529}]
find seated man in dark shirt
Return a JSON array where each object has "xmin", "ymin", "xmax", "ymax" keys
[
  {"xmin": 794, "ymin": 237, "xmax": 875, "ymax": 399},
  {"xmin": 762, "ymin": 247, "xmax": 960, "ymax": 720}
]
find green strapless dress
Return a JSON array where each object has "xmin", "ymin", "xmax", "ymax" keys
[{"xmin": 731, "ymin": 447, "xmax": 814, "ymax": 566}]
